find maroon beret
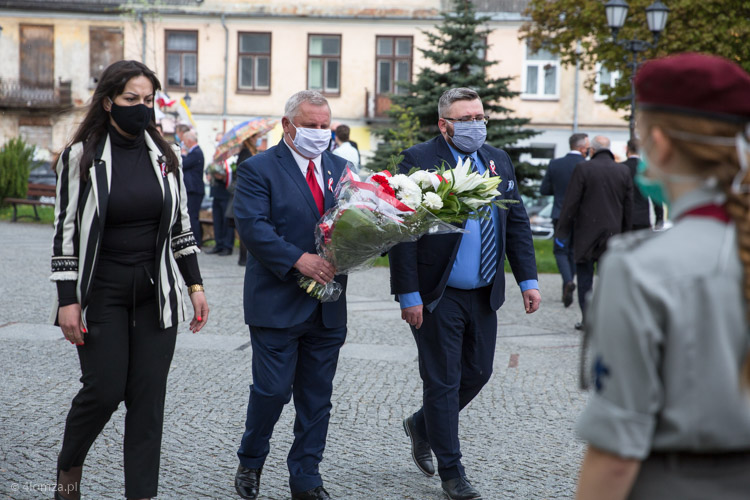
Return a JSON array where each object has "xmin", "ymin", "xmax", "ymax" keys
[{"xmin": 635, "ymin": 52, "xmax": 750, "ymax": 123}]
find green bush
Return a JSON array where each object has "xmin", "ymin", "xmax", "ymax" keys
[{"xmin": 0, "ymin": 137, "xmax": 36, "ymax": 202}]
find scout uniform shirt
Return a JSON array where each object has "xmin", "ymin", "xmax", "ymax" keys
[{"xmin": 577, "ymin": 184, "xmax": 750, "ymax": 459}]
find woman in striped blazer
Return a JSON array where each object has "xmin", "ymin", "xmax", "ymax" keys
[{"xmin": 50, "ymin": 60, "xmax": 209, "ymax": 500}]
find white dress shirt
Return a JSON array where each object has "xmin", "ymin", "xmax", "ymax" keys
[{"xmin": 283, "ymin": 138, "xmax": 323, "ymax": 191}]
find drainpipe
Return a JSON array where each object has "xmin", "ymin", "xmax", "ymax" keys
[
  {"xmin": 572, "ymin": 41, "xmax": 581, "ymax": 132},
  {"xmin": 139, "ymin": 11, "xmax": 147, "ymax": 64},
  {"xmin": 221, "ymin": 13, "xmax": 229, "ymax": 133}
]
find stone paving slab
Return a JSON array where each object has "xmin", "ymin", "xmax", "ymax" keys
[{"xmin": 0, "ymin": 221, "xmax": 588, "ymax": 499}]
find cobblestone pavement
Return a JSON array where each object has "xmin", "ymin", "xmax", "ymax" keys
[{"xmin": 0, "ymin": 221, "xmax": 588, "ymax": 499}]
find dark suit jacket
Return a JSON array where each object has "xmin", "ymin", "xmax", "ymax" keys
[
  {"xmin": 233, "ymin": 139, "xmax": 348, "ymax": 329},
  {"xmin": 556, "ymin": 149, "xmax": 633, "ymax": 262},
  {"xmin": 182, "ymin": 145, "xmax": 205, "ymax": 195},
  {"xmin": 540, "ymin": 152, "xmax": 585, "ymax": 220},
  {"xmin": 388, "ymin": 135, "xmax": 538, "ymax": 311},
  {"xmin": 622, "ymin": 156, "xmax": 663, "ymax": 228}
]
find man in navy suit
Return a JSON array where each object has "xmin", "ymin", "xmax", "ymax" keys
[
  {"xmin": 389, "ymin": 88, "xmax": 541, "ymax": 500},
  {"xmin": 181, "ymin": 130, "xmax": 205, "ymax": 246},
  {"xmin": 232, "ymin": 91, "xmax": 348, "ymax": 500},
  {"xmin": 540, "ymin": 133, "xmax": 590, "ymax": 307}
]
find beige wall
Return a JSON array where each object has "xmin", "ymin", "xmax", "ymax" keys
[{"xmin": 1, "ymin": 2, "xmax": 630, "ymax": 158}]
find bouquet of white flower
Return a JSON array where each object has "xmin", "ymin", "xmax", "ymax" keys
[{"xmin": 298, "ymin": 157, "xmax": 515, "ymax": 301}]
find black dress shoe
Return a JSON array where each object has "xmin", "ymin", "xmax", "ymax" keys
[
  {"xmin": 217, "ymin": 247, "xmax": 233, "ymax": 256},
  {"xmin": 205, "ymin": 246, "xmax": 222, "ymax": 255},
  {"xmin": 403, "ymin": 415, "xmax": 435, "ymax": 476},
  {"xmin": 291, "ymin": 486, "xmax": 330, "ymax": 500},
  {"xmin": 234, "ymin": 465, "xmax": 262, "ymax": 499},
  {"xmin": 441, "ymin": 477, "xmax": 482, "ymax": 500},
  {"xmin": 562, "ymin": 281, "xmax": 576, "ymax": 308}
]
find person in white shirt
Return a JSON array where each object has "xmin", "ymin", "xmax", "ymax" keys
[{"xmin": 332, "ymin": 124, "xmax": 360, "ymax": 170}]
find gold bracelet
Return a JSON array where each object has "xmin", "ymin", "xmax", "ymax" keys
[{"xmin": 188, "ymin": 284, "xmax": 204, "ymax": 295}]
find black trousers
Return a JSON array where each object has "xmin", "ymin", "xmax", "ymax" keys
[
  {"xmin": 57, "ymin": 260, "xmax": 177, "ymax": 499},
  {"xmin": 410, "ymin": 286, "xmax": 496, "ymax": 481},
  {"xmin": 576, "ymin": 260, "xmax": 597, "ymax": 319},
  {"xmin": 187, "ymin": 192, "xmax": 204, "ymax": 246}
]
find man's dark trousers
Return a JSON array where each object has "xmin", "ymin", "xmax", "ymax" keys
[
  {"xmin": 187, "ymin": 193, "xmax": 203, "ymax": 246},
  {"xmin": 410, "ymin": 286, "xmax": 496, "ymax": 481},
  {"xmin": 576, "ymin": 260, "xmax": 596, "ymax": 319},
  {"xmin": 552, "ymin": 218, "xmax": 575, "ymax": 287},
  {"xmin": 237, "ymin": 306, "xmax": 347, "ymax": 493},
  {"xmin": 211, "ymin": 195, "xmax": 234, "ymax": 250}
]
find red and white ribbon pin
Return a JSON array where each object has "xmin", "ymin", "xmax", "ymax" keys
[
  {"xmin": 489, "ymin": 160, "xmax": 497, "ymax": 176},
  {"xmin": 328, "ymin": 178, "xmax": 334, "ymax": 192}
]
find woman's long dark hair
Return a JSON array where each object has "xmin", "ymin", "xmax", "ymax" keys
[{"xmin": 56, "ymin": 60, "xmax": 179, "ymax": 180}]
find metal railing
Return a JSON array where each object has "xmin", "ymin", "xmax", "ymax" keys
[{"xmin": 0, "ymin": 78, "xmax": 72, "ymax": 109}]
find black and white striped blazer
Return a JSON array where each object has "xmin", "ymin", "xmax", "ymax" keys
[{"xmin": 50, "ymin": 132, "xmax": 199, "ymax": 329}]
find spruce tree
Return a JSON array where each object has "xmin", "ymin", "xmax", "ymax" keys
[{"xmin": 369, "ymin": 0, "xmax": 541, "ymax": 197}]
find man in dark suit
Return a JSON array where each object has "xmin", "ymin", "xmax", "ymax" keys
[
  {"xmin": 621, "ymin": 138, "xmax": 664, "ymax": 230},
  {"xmin": 232, "ymin": 90, "xmax": 348, "ymax": 500},
  {"xmin": 389, "ymin": 88, "xmax": 541, "ymax": 500},
  {"xmin": 556, "ymin": 135, "xmax": 633, "ymax": 329},
  {"xmin": 540, "ymin": 133, "xmax": 590, "ymax": 307},
  {"xmin": 207, "ymin": 157, "xmax": 234, "ymax": 256},
  {"xmin": 181, "ymin": 130, "xmax": 205, "ymax": 246}
]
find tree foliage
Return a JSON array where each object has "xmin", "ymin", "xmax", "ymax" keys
[
  {"xmin": 520, "ymin": 0, "xmax": 750, "ymax": 113},
  {"xmin": 370, "ymin": 0, "xmax": 542, "ymax": 197},
  {"xmin": 368, "ymin": 105, "xmax": 421, "ymax": 175},
  {"xmin": 0, "ymin": 137, "xmax": 35, "ymax": 202}
]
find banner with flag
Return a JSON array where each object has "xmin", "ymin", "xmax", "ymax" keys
[
  {"xmin": 155, "ymin": 90, "xmax": 176, "ymax": 108},
  {"xmin": 176, "ymin": 97, "xmax": 196, "ymax": 128}
]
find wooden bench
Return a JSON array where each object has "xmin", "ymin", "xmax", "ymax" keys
[{"xmin": 4, "ymin": 183, "xmax": 56, "ymax": 222}]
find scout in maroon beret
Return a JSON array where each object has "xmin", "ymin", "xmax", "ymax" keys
[
  {"xmin": 575, "ymin": 52, "xmax": 750, "ymax": 500},
  {"xmin": 635, "ymin": 52, "xmax": 750, "ymax": 122}
]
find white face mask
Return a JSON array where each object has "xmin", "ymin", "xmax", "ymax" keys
[{"xmin": 288, "ymin": 123, "xmax": 330, "ymax": 158}]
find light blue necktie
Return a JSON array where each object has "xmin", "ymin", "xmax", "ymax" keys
[{"xmin": 468, "ymin": 157, "xmax": 497, "ymax": 283}]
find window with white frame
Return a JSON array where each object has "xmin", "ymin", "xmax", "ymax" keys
[
  {"xmin": 522, "ymin": 44, "xmax": 559, "ymax": 99},
  {"xmin": 238, "ymin": 32, "xmax": 271, "ymax": 92},
  {"xmin": 308, "ymin": 34, "xmax": 341, "ymax": 94},
  {"xmin": 594, "ymin": 63, "xmax": 620, "ymax": 100}
]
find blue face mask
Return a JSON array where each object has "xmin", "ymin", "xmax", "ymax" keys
[
  {"xmin": 634, "ymin": 157, "xmax": 670, "ymax": 208},
  {"xmin": 450, "ymin": 121, "xmax": 487, "ymax": 154}
]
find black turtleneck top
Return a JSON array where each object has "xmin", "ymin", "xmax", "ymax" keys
[
  {"xmin": 99, "ymin": 124, "xmax": 162, "ymax": 265},
  {"xmin": 57, "ymin": 126, "xmax": 203, "ymax": 307}
]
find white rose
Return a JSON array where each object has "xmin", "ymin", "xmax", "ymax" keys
[
  {"xmin": 388, "ymin": 174, "xmax": 409, "ymax": 191},
  {"xmin": 409, "ymin": 170, "xmax": 440, "ymax": 191},
  {"xmin": 401, "ymin": 191, "xmax": 423, "ymax": 209},
  {"xmin": 422, "ymin": 192, "xmax": 444, "ymax": 210}
]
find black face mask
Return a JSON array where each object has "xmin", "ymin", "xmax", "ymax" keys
[{"xmin": 109, "ymin": 99, "xmax": 153, "ymax": 136}]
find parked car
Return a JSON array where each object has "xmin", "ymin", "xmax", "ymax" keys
[
  {"xmin": 529, "ymin": 200, "xmax": 554, "ymax": 239},
  {"xmin": 522, "ymin": 194, "xmax": 554, "ymax": 239},
  {"xmin": 28, "ymin": 160, "xmax": 56, "ymax": 186}
]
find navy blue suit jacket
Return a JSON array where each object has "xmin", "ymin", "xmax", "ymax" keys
[
  {"xmin": 540, "ymin": 152, "xmax": 585, "ymax": 220},
  {"xmin": 388, "ymin": 136, "xmax": 537, "ymax": 311},
  {"xmin": 182, "ymin": 145, "xmax": 205, "ymax": 195},
  {"xmin": 233, "ymin": 140, "xmax": 348, "ymax": 329}
]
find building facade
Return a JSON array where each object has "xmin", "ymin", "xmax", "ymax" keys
[{"xmin": 0, "ymin": 0, "xmax": 630, "ymax": 166}]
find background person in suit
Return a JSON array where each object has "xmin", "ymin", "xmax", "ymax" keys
[
  {"xmin": 555, "ymin": 135, "xmax": 633, "ymax": 329},
  {"xmin": 540, "ymin": 133, "xmax": 590, "ymax": 307},
  {"xmin": 389, "ymin": 87, "xmax": 541, "ymax": 500},
  {"xmin": 232, "ymin": 91, "xmax": 349, "ymax": 500},
  {"xmin": 621, "ymin": 138, "xmax": 664, "ymax": 230},
  {"xmin": 181, "ymin": 130, "xmax": 205, "ymax": 247},
  {"xmin": 207, "ymin": 151, "xmax": 234, "ymax": 256}
]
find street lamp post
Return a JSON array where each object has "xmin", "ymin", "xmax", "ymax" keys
[{"xmin": 604, "ymin": 0, "xmax": 669, "ymax": 140}]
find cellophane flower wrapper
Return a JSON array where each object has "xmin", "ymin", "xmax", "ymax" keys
[{"xmin": 297, "ymin": 167, "xmax": 463, "ymax": 302}]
